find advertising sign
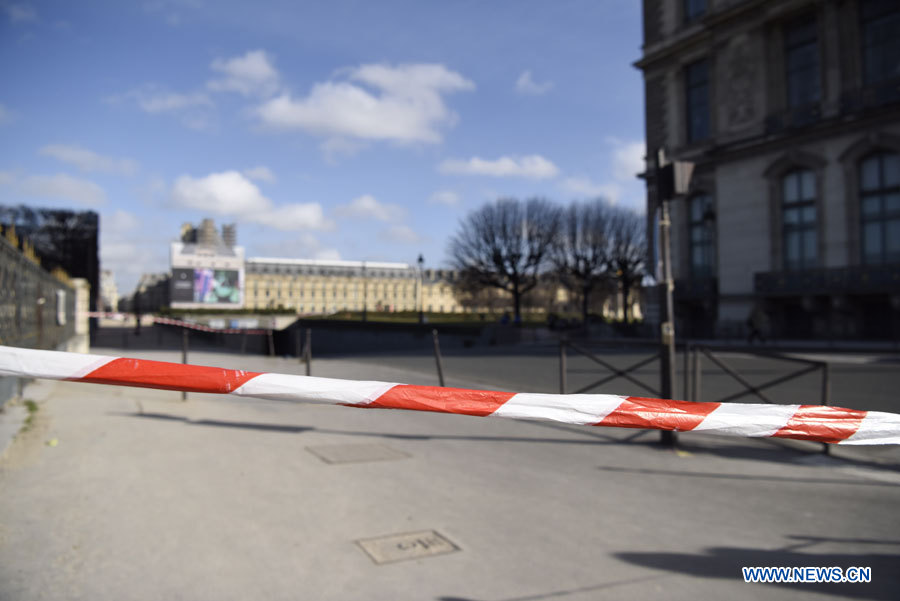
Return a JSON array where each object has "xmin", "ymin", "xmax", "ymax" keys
[
  {"xmin": 194, "ymin": 268, "xmax": 241, "ymax": 304},
  {"xmin": 170, "ymin": 242, "xmax": 245, "ymax": 309},
  {"xmin": 171, "ymin": 267, "xmax": 242, "ymax": 305}
]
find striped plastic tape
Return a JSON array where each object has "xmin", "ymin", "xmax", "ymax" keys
[{"xmin": 0, "ymin": 345, "xmax": 897, "ymax": 445}]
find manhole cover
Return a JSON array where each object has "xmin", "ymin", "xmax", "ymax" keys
[
  {"xmin": 356, "ymin": 530, "xmax": 460, "ymax": 564},
  {"xmin": 306, "ymin": 443, "xmax": 409, "ymax": 464}
]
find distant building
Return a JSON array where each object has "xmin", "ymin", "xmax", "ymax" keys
[
  {"xmin": 244, "ymin": 258, "xmax": 467, "ymax": 314},
  {"xmin": 170, "ymin": 220, "xmax": 245, "ymax": 310},
  {"xmin": 132, "ymin": 272, "xmax": 170, "ymax": 314},
  {"xmin": 164, "ymin": 219, "xmax": 642, "ymax": 318},
  {"xmin": 636, "ymin": 0, "xmax": 900, "ymax": 339},
  {"xmin": 0, "ymin": 205, "xmax": 99, "ymax": 321},
  {"xmin": 100, "ymin": 270, "xmax": 119, "ymax": 313}
]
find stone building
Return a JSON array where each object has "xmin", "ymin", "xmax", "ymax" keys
[
  {"xmin": 636, "ymin": 0, "xmax": 900, "ymax": 339},
  {"xmin": 244, "ymin": 259, "xmax": 468, "ymax": 314},
  {"xmin": 99, "ymin": 270, "xmax": 119, "ymax": 313},
  {"xmin": 131, "ymin": 272, "xmax": 171, "ymax": 314}
]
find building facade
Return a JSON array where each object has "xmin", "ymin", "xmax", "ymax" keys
[
  {"xmin": 131, "ymin": 272, "xmax": 170, "ymax": 314},
  {"xmin": 170, "ymin": 220, "xmax": 245, "ymax": 310},
  {"xmin": 637, "ymin": 0, "xmax": 900, "ymax": 339},
  {"xmin": 161, "ymin": 220, "xmax": 644, "ymax": 319},
  {"xmin": 100, "ymin": 270, "xmax": 119, "ymax": 313},
  {"xmin": 244, "ymin": 259, "xmax": 467, "ymax": 314}
]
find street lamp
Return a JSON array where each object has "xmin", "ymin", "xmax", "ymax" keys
[{"xmin": 417, "ymin": 254, "xmax": 424, "ymax": 324}]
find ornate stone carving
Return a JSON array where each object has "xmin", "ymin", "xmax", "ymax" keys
[{"xmin": 724, "ymin": 35, "xmax": 757, "ymax": 128}]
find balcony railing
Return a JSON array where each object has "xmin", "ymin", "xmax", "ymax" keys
[
  {"xmin": 841, "ymin": 77, "xmax": 900, "ymax": 115},
  {"xmin": 764, "ymin": 103, "xmax": 822, "ymax": 135},
  {"xmin": 755, "ymin": 264, "xmax": 900, "ymax": 296},
  {"xmin": 674, "ymin": 277, "xmax": 718, "ymax": 300}
]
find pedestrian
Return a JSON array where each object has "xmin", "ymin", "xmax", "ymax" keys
[{"xmin": 746, "ymin": 304, "xmax": 766, "ymax": 344}]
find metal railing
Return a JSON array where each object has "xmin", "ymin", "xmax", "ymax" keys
[
  {"xmin": 558, "ymin": 337, "xmax": 662, "ymax": 397},
  {"xmin": 683, "ymin": 342, "xmax": 831, "ymax": 453},
  {"xmin": 558, "ymin": 336, "xmax": 833, "ymax": 453}
]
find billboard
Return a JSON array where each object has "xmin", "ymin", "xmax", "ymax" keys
[
  {"xmin": 171, "ymin": 268, "xmax": 242, "ymax": 305},
  {"xmin": 170, "ymin": 242, "xmax": 244, "ymax": 309}
]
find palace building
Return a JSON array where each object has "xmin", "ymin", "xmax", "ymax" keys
[{"xmin": 637, "ymin": 0, "xmax": 900, "ymax": 339}]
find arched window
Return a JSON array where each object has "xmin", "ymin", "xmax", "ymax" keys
[
  {"xmin": 688, "ymin": 194, "xmax": 715, "ymax": 278},
  {"xmin": 782, "ymin": 169, "xmax": 817, "ymax": 270},
  {"xmin": 859, "ymin": 152, "xmax": 900, "ymax": 265}
]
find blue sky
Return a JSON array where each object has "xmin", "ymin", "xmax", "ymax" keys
[{"xmin": 0, "ymin": 0, "xmax": 646, "ymax": 293}]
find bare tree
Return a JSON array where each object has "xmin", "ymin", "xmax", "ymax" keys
[
  {"xmin": 607, "ymin": 207, "xmax": 647, "ymax": 322},
  {"xmin": 551, "ymin": 200, "xmax": 613, "ymax": 323},
  {"xmin": 453, "ymin": 268, "xmax": 507, "ymax": 314},
  {"xmin": 449, "ymin": 198, "xmax": 561, "ymax": 323}
]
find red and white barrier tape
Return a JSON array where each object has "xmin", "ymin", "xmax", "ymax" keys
[
  {"xmin": 84, "ymin": 312, "xmax": 269, "ymax": 335},
  {"xmin": 84, "ymin": 311, "xmax": 130, "ymax": 320},
  {"xmin": 151, "ymin": 317, "xmax": 269, "ymax": 335},
  {"xmin": 1, "ymin": 345, "xmax": 898, "ymax": 445}
]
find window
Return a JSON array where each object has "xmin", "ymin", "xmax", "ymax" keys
[
  {"xmin": 783, "ymin": 170, "xmax": 818, "ymax": 270},
  {"xmin": 861, "ymin": 0, "xmax": 900, "ymax": 86},
  {"xmin": 860, "ymin": 152, "xmax": 900, "ymax": 264},
  {"xmin": 785, "ymin": 16, "xmax": 820, "ymax": 108},
  {"xmin": 685, "ymin": 59, "xmax": 710, "ymax": 142},
  {"xmin": 684, "ymin": 0, "xmax": 706, "ymax": 23},
  {"xmin": 688, "ymin": 194, "xmax": 715, "ymax": 278}
]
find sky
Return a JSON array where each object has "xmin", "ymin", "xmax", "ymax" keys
[{"xmin": 0, "ymin": 0, "xmax": 646, "ymax": 294}]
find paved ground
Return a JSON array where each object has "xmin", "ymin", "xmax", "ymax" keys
[{"xmin": 1, "ymin": 346, "xmax": 899, "ymax": 600}]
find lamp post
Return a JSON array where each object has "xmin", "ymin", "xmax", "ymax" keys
[
  {"xmin": 417, "ymin": 254, "xmax": 424, "ymax": 324},
  {"xmin": 654, "ymin": 149, "xmax": 693, "ymax": 448}
]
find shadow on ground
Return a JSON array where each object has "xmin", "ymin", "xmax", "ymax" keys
[
  {"xmin": 614, "ymin": 543, "xmax": 900, "ymax": 601},
  {"xmin": 437, "ymin": 538, "xmax": 900, "ymax": 601},
  {"xmin": 111, "ymin": 410, "xmax": 900, "ymax": 477},
  {"xmin": 114, "ymin": 411, "xmax": 648, "ymax": 446}
]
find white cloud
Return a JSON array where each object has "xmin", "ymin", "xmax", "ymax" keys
[
  {"xmin": 610, "ymin": 139, "xmax": 646, "ymax": 181},
  {"xmin": 99, "ymin": 209, "xmax": 169, "ymax": 294},
  {"xmin": 243, "ymin": 166, "xmax": 276, "ymax": 183},
  {"xmin": 438, "ymin": 155, "xmax": 559, "ymax": 179},
  {"xmin": 257, "ymin": 233, "xmax": 341, "ymax": 261},
  {"xmin": 255, "ymin": 63, "xmax": 474, "ymax": 146},
  {"xmin": 380, "ymin": 224, "xmax": 422, "ymax": 244},
  {"xmin": 128, "ymin": 87, "xmax": 212, "ymax": 113},
  {"xmin": 335, "ymin": 194, "xmax": 405, "ymax": 222},
  {"xmin": 5, "ymin": 3, "xmax": 37, "ymax": 23},
  {"xmin": 427, "ymin": 190, "xmax": 459, "ymax": 206},
  {"xmin": 143, "ymin": 0, "xmax": 201, "ymax": 28},
  {"xmin": 208, "ymin": 49, "xmax": 280, "ymax": 97},
  {"xmin": 320, "ymin": 137, "xmax": 367, "ymax": 163},
  {"xmin": 173, "ymin": 171, "xmax": 268, "ymax": 214},
  {"xmin": 0, "ymin": 172, "xmax": 107, "ymax": 206},
  {"xmin": 40, "ymin": 144, "xmax": 138, "ymax": 175},
  {"xmin": 560, "ymin": 177, "xmax": 620, "ymax": 203},
  {"xmin": 105, "ymin": 209, "xmax": 141, "ymax": 231},
  {"xmin": 110, "ymin": 85, "xmax": 214, "ymax": 130},
  {"xmin": 314, "ymin": 248, "xmax": 341, "ymax": 260},
  {"xmin": 253, "ymin": 203, "xmax": 331, "ymax": 232},
  {"xmin": 171, "ymin": 170, "xmax": 332, "ymax": 231},
  {"xmin": 515, "ymin": 70, "xmax": 553, "ymax": 95}
]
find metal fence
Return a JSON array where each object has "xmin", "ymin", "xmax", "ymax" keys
[{"xmin": 0, "ymin": 235, "xmax": 76, "ymax": 350}]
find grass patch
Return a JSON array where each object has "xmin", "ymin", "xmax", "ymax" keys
[
  {"xmin": 320, "ymin": 310, "xmax": 554, "ymax": 326},
  {"xmin": 23, "ymin": 399, "xmax": 38, "ymax": 431}
]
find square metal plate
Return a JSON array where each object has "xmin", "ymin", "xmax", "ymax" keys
[
  {"xmin": 356, "ymin": 530, "xmax": 460, "ymax": 564},
  {"xmin": 306, "ymin": 443, "xmax": 409, "ymax": 464}
]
